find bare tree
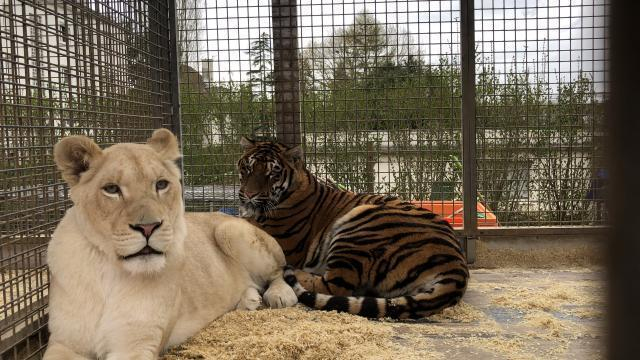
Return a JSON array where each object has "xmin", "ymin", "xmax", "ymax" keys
[
  {"xmin": 176, "ymin": 0, "xmax": 203, "ymax": 66},
  {"xmin": 300, "ymin": 11, "xmax": 418, "ymax": 90}
]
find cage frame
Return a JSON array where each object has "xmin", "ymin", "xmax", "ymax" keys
[{"xmin": 0, "ymin": 0, "xmax": 608, "ymax": 357}]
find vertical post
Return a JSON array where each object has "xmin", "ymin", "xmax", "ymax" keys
[
  {"xmin": 167, "ymin": 0, "xmax": 182, "ymax": 139},
  {"xmin": 271, "ymin": 0, "xmax": 301, "ymax": 146},
  {"xmin": 608, "ymin": 1, "xmax": 640, "ymax": 358},
  {"xmin": 366, "ymin": 141, "xmax": 375, "ymax": 193},
  {"xmin": 149, "ymin": 2, "xmax": 163, "ymax": 130},
  {"xmin": 167, "ymin": 0, "xmax": 183, "ymax": 177},
  {"xmin": 460, "ymin": 0, "xmax": 477, "ymax": 262}
]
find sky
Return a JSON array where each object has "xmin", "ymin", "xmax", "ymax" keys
[{"xmin": 193, "ymin": 0, "xmax": 608, "ymax": 94}]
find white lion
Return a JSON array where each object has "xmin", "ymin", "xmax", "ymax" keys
[{"xmin": 44, "ymin": 129, "xmax": 297, "ymax": 359}]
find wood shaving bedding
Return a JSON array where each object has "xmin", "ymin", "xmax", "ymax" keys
[
  {"xmin": 489, "ymin": 278, "xmax": 605, "ymax": 314},
  {"xmin": 159, "ymin": 268, "xmax": 606, "ymax": 360},
  {"xmin": 165, "ymin": 306, "xmax": 416, "ymax": 360}
]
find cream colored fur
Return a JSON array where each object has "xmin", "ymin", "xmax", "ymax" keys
[{"xmin": 44, "ymin": 129, "xmax": 297, "ymax": 360}]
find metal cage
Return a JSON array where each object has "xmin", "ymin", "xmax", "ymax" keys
[
  {"xmin": 0, "ymin": 0, "xmax": 609, "ymax": 357},
  {"xmin": 0, "ymin": 0, "xmax": 177, "ymax": 357},
  {"xmin": 178, "ymin": 0, "xmax": 609, "ymax": 240}
]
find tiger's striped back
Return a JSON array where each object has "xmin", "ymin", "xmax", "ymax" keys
[{"xmin": 238, "ymin": 137, "xmax": 468, "ymax": 319}]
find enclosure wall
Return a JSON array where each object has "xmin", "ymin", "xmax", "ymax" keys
[
  {"xmin": 0, "ymin": 0, "xmax": 175, "ymax": 358},
  {"xmin": 0, "ymin": 0, "xmax": 610, "ymax": 357},
  {"xmin": 178, "ymin": 0, "xmax": 609, "ymax": 229}
]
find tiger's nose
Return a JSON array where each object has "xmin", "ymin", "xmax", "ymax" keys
[
  {"xmin": 129, "ymin": 221, "xmax": 163, "ymax": 239},
  {"xmin": 243, "ymin": 190, "xmax": 257, "ymax": 198}
]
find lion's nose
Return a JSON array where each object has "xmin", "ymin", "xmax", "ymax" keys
[{"xmin": 129, "ymin": 221, "xmax": 163, "ymax": 239}]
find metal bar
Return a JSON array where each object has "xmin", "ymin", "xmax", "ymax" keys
[
  {"xmin": 460, "ymin": 0, "xmax": 477, "ymax": 261},
  {"xmin": 149, "ymin": 2, "xmax": 164, "ymax": 129},
  {"xmin": 271, "ymin": 0, "xmax": 301, "ymax": 147},
  {"xmin": 0, "ymin": 312, "xmax": 48, "ymax": 355},
  {"xmin": 608, "ymin": 1, "xmax": 640, "ymax": 357},
  {"xmin": 473, "ymin": 226, "xmax": 608, "ymax": 237},
  {"xmin": 166, "ymin": 0, "xmax": 183, "ymax": 177},
  {"xmin": 0, "ymin": 0, "xmax": 172, "ymax": 356}
]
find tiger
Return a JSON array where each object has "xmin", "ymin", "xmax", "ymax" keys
[{"xmin": 237, "ymin": 137, "xmax": 469, "ymax": 319}]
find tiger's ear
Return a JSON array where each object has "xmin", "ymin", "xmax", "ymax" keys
[
  {"xmin": 285, "ymin": 145, "xmax": 304, "ymax": 167},
  {"xmin": 147, "ymin": 128, "xmax": 180, "ymax": 161},
  {"xmin": 240, "ymin": 136, "xmax": 256, "ymax": 151},
  {"xmin": 54, "ymin": 135, "xmax": 103, "ymax": 186}
]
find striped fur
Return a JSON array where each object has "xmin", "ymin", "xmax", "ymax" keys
[{"xmin": 238, "ymin": 137, "xmax": 469, "ymax": 319}]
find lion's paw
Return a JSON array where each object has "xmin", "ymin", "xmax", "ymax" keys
[
  {"xmin": 263, "ymin": 280, "xmax": 298, "ymax": 309},
  {"xmin": 237, "ymin": 287, "xmax": 263, "ymax": 311}
]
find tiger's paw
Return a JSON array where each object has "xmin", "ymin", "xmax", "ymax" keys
[
  {"xmin": 263, "ymin": 279, "xmax": 298, "ymax": 309},
  {"xmin": 283, "ymin": 265, "xmax": 297, "ymax": 287}
]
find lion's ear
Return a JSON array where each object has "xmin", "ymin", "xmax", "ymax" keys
[
  {"xmin": 240, "ymin": 136, "xmax": 256, "ymax": 151},
  {"xmin": 147, "ymin": 128, "xmax": 180, "ymax": 161},
  {"xmin": 54, "ymin": 136, "xmax": 103, "ymax": 186}
]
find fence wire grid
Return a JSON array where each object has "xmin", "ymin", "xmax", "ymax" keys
[
  {"xmin": 179, "ymin": 0, "xmax": 465, "ymax": 217},
  {"xmin": 178, "ymin": 0, "xmax": 608, "ymax": 228},
  {"xmin": 0, "ymin": 0, "xmax": 609, "ymax": 358},
  {"xmin": 0, "ymin": 0, "xmax": 174, "ymax": 358},
  {"xmin": 475, "ymin": 0, "xmax": 608, "ymax": 226}
]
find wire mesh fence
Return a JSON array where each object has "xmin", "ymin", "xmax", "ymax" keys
[
  {"xmin": 178, "ymin": 1, "xmax": 466, "ymax": 220},
  {"xmin": 475, "ymin": 0, "xmax": 609, "ymax": 227},
  {"xmin": 0, "ymin": 0, "xmax": 174, "ymax": 357},
  {"xmin": 298, "ymin": 1, "xmax": 463, "ymax": 209},
  {"xmin": 177, "ymin": 0, "xmax": 276, "ymax": 212},
  {"xmin": 179, "ymin": 0, "xmax": 609, "ymax": 228},
  {"xmin": 0, "ymin": 0, "xmax": 610, "ymax": 357}
]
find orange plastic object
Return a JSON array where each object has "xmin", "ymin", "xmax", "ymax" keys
[{"xmin": 411, "ymin": 200, "xmax": 499, "ymax": 229}]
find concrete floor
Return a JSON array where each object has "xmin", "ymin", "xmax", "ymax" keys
[{"xmin": 399, "ymin": 268, "xmax": 606, "ymax": 360}]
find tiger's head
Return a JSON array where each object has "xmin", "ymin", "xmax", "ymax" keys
[
  {"xmin": 237, "ymin": 137, "xmax": 304, "ymax": 218},
  {"xmin": 53, "ymin": 129, "xmax": 186, "ymax": 275}
]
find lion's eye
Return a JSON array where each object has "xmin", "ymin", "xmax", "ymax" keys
[
  {"xmin": 103, "ymin": 184, "xmax": 120, "ymax": 194},
  {"xmin": 156, "ymin": 180, "xmax": 169, "ymax": 191}
]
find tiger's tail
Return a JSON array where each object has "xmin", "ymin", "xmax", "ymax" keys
[{"xmin": 283, "ymin": 266, "xmax": 466, "ymax": 320}]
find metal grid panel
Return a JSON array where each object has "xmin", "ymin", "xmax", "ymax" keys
[
  {"xmin": 299, "ymin": 1, "xmax": 462, "ymax": 206},
  {"xmin": 475, "ymin": 0, "xmax": 609, "ymax": 227},
  {"xmin": 179, "ymin": 0, "xmax": 464, "ymax": 217},
  {"xmin": 177, "ymin": 0, "xmax": 277, "ymax": 211},
  {"xmin": 0, "ymin": 0, "xmax": 173, "ymax": 357}
]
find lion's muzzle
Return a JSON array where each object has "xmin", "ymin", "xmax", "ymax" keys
[
  {"xmin": 122, "ymin": 245, "xmax": 164, "ymax": 260},
  {"xmin": 122, "ymin": 221, "xmax": 166, "ymax": 260},
  {"xmin": 129, "ymin": 221, "xmax": 163, "ymax": 239}
]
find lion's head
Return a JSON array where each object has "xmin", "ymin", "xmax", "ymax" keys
[{"xmin": 54, "ymin": 129, "xmax": 185, "ymax": 275}]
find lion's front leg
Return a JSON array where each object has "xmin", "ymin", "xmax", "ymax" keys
[
  {"xmin": 262, "ymin": 276, "xmax": 298, "ymax": 308},
  {"xmin": 236, "ymin": 287, "xmax": 263, "ymax": 310},
  {"xmin": 96, "ymin": 282, "xmax": 177, "ymax": 360},
  {"xmin": 104, "ymin": 350, "xmax": 157, "ymax": 360},
  {"xmin": 43, "ymin": 341, "xmax": 91, "ymax": 360},
  {"xmin": 99, "ymin": 329, "xmax": 163, "ymax": 360},
  {"xmin": 214, "ymin": 219, "xmax": 297, "ymax": 309}
]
